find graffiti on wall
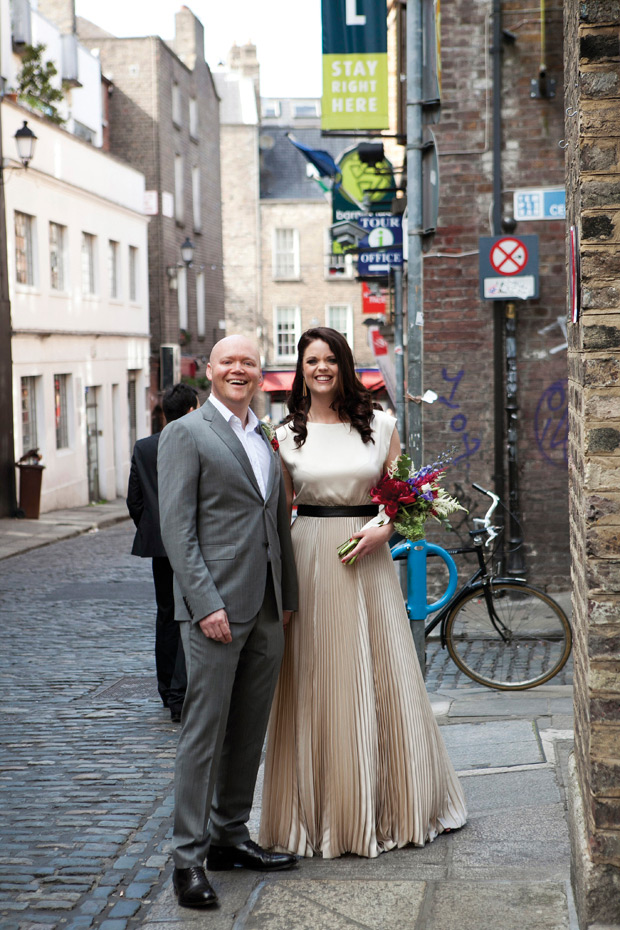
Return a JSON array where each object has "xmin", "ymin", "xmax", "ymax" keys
[
  {"xmin": 534, "ymin": 379, "xmax": 568, "ymax": 467},
  {"xmin": 438, "ymin": 368, "xmax": 482, "ymax": 471}
]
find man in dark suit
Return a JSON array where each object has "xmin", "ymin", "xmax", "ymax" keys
[{"xmin": 127, "ymin": 383, "xmax": 199, "ymax": 722}]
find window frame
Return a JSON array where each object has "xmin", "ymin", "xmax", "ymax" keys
[
  {"xmin": 108, "ymin": 239, "xmax": 121, "ymax": 300},
  {"xmin": 54, "ymin": 373, "xmax": 71, "ymax": 450},
  {"xmin": 49, "ymin": 221, "xmax": 67, "ymax": 292},
  {"xmin": 15, "ymin": 210, "xmax": 36, "ymax": 287},
  {"xmin": 128, "ymin": 245, "xmax": 139, "ymax": 302},
  {"xmin": 81, "ymin": 232, "xmax": 98, "ymax": 296},
  {"xmin": 272, "ymin": 228, "xmax": 300, "ymax": 281},
  {"xmin": 273, "ymin": 305, "xmax": 301, "ymax": 363},
  {"xmin": 326, "ymin": 303, "xmax": 354, "ymax": 349}
]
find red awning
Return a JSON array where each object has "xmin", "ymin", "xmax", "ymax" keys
[{"xmin": 261, "ymin": 370, "xmax": 385, "ymax": 392}]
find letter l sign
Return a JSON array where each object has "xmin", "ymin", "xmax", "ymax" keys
[{"xmin": 346, "ymin": 0, "xmax": 366, "ymax": 26}]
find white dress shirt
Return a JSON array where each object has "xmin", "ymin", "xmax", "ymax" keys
[{"xmin": 208, "ymin": 395, "xmax": 271, "ymax": 499}]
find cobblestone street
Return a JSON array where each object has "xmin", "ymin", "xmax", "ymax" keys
[
  {"xmin": 0, "ymin": 522, "xmax": 178, "ymax": 930},
  {"xmin": 0, "ymin": 518, "xmax": 576, "ymax": 930}
]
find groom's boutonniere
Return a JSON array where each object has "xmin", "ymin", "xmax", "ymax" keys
[{"xmin": 260, "ymin": 421, "xmax": 280, "ymax": 453}]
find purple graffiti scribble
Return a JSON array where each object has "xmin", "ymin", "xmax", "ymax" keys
[
  {"xmin": 534, "ymin": 380, "xmax": 568, "ymax": 467},
  {"xmin": 438, "ymin": 369, "xmax": 482, "ymax": 471}
]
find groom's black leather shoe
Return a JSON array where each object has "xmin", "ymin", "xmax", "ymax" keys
[
  {"xmin": 207, "ymin": 839, "xmax": 297, "ymax": 872},
  {"xmin": 172, "ymin": 866, "xmax": 218, "ymax": 908}
]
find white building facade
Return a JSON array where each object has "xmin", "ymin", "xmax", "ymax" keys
[{"xmin": 5, "ymin": 101, "xmax": 150, "ymax": 511}]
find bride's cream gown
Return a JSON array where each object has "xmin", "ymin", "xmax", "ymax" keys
[{"xmin": 259, "ymin": 410, "xmax": 467, "ymax": 859}]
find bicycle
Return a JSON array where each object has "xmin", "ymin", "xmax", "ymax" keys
[{"xmin": 391, "ymin": 482, "xmax": 572, "ymax": 691}]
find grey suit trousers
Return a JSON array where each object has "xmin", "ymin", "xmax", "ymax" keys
[{"xmin": 171, "ymin": 569, "xmax": 284, "ymax": 867}]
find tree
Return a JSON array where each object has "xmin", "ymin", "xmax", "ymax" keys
[{"xmin": 16, "ymin": 44, "xmax": 65, "ymax": 125}]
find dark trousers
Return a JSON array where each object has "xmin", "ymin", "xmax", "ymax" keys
[{"xmin": 152, "ymin": 556, "xmax": 187, "ymax": 713}]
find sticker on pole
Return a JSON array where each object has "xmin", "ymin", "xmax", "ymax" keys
[{"xmin": 479, "ymin": 234, "xmax": 539, "ymax": 300}]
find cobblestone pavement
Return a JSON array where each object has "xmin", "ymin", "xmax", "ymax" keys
[
  {"xmin": 0, "ymin": 523, "xmax": 178, "ymax": 930},
  {"xmin": 0, "ymin": 522, "xmax": 574, "ymax": 930}
]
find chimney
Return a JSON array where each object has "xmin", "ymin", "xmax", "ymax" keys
[
  {"xmin": 174, "ymin": 6, "xmax": 205, "ymax": 71},
  {"xmin": 36, "ymin": 0, "xmax": 76, "ymax": 35},
  {"xmin": 226, "ymin": 41, "xmax": 260, "ymax": 101}
]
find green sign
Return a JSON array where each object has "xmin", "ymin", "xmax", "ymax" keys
[
  {"xmin": 321, "ymin": 0, "xmax": 389, "ymax": 130},
  {"xmin": 332, "ymin": 144, "xmax": 395, "ymax": 223}
]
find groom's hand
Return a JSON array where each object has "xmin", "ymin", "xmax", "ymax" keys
[{"xmin": 199, "ymin": 608, "xmax": 232, "ymax": 643}]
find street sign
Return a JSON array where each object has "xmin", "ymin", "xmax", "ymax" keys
[
  {"xmin": 362, "ymin": 281, "xmax": 387, "ymax": 315},
  {"xmin": 513, "ymin": 188, "xmax": 565, "ymax": 221},
  {"xmin": 357, "ymin": 214, "xmax": 403, "ymax": 276},
  {"xmin": 479, "ymin": 235, "xmax": 539, "ymax": 300}
]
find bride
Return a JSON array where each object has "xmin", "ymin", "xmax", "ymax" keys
[{"xmin": 259, "ymin": 327, "xmax": 467, "ymax": 859}]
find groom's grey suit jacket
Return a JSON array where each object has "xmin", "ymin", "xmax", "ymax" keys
[{"xmin": 157, "ymin": 401, "xmax": 297, "ymax": 625}]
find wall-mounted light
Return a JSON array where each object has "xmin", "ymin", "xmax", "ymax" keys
[
  {"xmin": 14, "ymin": 121, "xmax": 37, "ymax": 168},
  {"xmin": 167, "ymin": 237, "xmax": 196, "ymax": 287},
  {"xmin": 1, "ymin": 120, "xmax": 38, "ymax": 182}
]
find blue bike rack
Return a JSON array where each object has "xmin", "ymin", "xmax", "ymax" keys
[{"xmin": 391, "ymin": 539, "xmax": 458, "ymax": 664}]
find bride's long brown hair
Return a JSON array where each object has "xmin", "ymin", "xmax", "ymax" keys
[{"xmin": 286, "ymin": 327, "xmax": 378, "ymax": 447}]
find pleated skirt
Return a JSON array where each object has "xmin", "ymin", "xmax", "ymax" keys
[{"xmin": 259, "ymin": 514, "xmax": 467, "ymax": 859}]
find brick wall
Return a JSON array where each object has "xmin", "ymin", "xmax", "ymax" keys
[
  {"xmin": 419, "ymin": 0, "xmax": 569, "ymax": 586},
  {"xmin": 565, "ymin": 0, "xmax": 620, "ymax": 923}
]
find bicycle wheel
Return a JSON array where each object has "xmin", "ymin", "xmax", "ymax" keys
[{"xmin": 444, "ymin": 581, "xmax": 572, "ymax": 690}]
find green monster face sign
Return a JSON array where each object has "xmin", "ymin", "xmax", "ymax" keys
[{"xmin": 332, "ymin": 145, "xmax": 395, "ymax": 224}]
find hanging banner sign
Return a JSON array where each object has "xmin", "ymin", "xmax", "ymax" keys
[{"xmin": 321, "ymin": 0, "xmax": 389, "ymax": 130}]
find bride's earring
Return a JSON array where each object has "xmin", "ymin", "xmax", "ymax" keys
[{"xmin": 302, "ymin": 379, "xmax": 307, "ymax": 398}]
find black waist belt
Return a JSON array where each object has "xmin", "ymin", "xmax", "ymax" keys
[{"xmin": 296, "ymin": 504, "xmax": 379, "ymax": 518}]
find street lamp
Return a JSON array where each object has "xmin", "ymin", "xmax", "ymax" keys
[
  {"xmin": 13, "ymin": 121, "xmax": 37, "ymax": 168},
  {"xmin": 166, "ymin": 238, "xmax": 195, "ymax": 288}
]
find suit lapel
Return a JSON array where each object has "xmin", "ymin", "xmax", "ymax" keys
[
  {"xmin": 203, "ymin": 404, "xmax": 263, "ymax": 497},
  {"xmin": 257, "ymin": 426, "xmax": 277, "ymax": 499}
]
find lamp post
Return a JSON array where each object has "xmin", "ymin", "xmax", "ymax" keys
[{"xmin": 0, "ymin": 116, "xmax": 38, "ymax": 517}]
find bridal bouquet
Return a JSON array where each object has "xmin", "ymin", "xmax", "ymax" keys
[{"xmin": 337, "ymin": 452, "xmax": 467, "ymax": 564}]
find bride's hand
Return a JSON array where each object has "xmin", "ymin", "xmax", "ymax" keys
[{"xmin": 340, "ymin": 522, "xmax": 393, "ymax": 563}]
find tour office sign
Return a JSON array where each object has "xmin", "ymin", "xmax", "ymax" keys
[
  {"xmin": 479, "ymin": 235, "xmax": 540, "ymax": 300},
  {"xmin": 322, "ymin": 0, "xmax": 389, "ymax": 130},
  {"xmin": 357, "ymin": 215, "xmax": 403, "ymax": 276}
]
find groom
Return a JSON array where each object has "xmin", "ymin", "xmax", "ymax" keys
[{"xmin": 158, "ymin": 335, "xmax": 298, "ymax": 909}]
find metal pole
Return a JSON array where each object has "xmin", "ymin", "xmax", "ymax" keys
[
  {"xmin": 393, "ymin": 265, "xmax": 406, "ymax": 449},
  {"xmin": 505, "ymin": 302, "xmax": 525, "ymax": 574},
  {"xmin": 406, "ymin": 0, "xmax": 423, "ymax": 471},
  {"xmin": 406, "ymin": 0, "xmax": 425, "ymax": 672},
  {"xmin": 0, "ymin": 101, "xmax": 18, "ymax": 517},
  {"xmin": 491, "ymin": 0, "xmax": 505, "ymax": 573}
]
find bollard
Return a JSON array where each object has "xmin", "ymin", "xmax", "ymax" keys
[{"xmin": 391, "ymin": 538, "xmax": 458, "ymax": 675}]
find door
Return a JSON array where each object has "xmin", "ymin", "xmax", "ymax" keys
[{"xmin": 85, "ymin": 386, "xmax": 100, "ymax": 502}]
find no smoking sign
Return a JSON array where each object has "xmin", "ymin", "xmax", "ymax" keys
[{"xmin": 479, "ymin": 234, "xmax": 539, "ymax": 300}]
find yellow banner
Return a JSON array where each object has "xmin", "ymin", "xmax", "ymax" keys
[{"xmin": 322, "ymin": 53, "xmax": 389, "ymax": 130}]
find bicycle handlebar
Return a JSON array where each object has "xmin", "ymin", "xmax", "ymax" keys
[{"xmin": 471, "ymin": 482, "xmax": 500, "ymax": 547}]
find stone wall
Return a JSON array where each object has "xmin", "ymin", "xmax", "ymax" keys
[{"xmin": 565, "ymin": 0, "xmax": 620, "ymax": 925}]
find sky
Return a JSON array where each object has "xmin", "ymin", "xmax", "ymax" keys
[{"xmin": 74, "ymin": 0, "xmax": 323, "ymax": 98}]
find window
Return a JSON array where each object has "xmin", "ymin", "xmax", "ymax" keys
[
  {"xmin": 294, "ymin": 102, "xmax": 320, "ymax": 118},
  {"xmin": 108, "ymin": 240, "xmax": 120, "ymax": 299},
  {"xmin": 273, "ymin": 228, "xmax": 299, "ymax": 280},
  {"xmin": 54, "ymin": 373, "xmax": 70, "ymax": 449},
  {"xmin": 49, "ymin": 222, "xmax": 67, "ymax": 291},
  {"xmin": 174, "ymin": 155, "xmax": 184, "ymax": 222},
  {"xmin": 129, "ymin": 246, "xmax": 138, "ymax": 301},
  {"xmin": 172, "ymin": 81, "xmax": 182, "ymax": 126},
  {"xmin": 327, "ymin": 304, "xmax": 353, "ymax": 347},
  {"xmin": 189, "ymin": 97, "xmax": 198, "ymax": 137},
  {"xmin": 15, "ymin": 211, "xmax": 35, "ymax": 285},
  {"xmin": 274, "ymin": 307, "xmax": 301, "ymax": 361},
  {"xmin": 21, "ymin": 376, "xmax": 39, "ymax": 454},
  {"xmin": 192, "ymin": 166, "xmax": 201, "ymax": 230},
  {"xmin": 196, "ymin": 271, "xmax": 205, "ymax": 338},
  {"xmin": 81, "ymin": 233, "xmax": 97, "ymax": 295},
  {"xmin": 262, "ymin": 100, "xmax": 281, "ymax": 119},
  {"xmin": 73, "ymin": 120, "xmax": 96, "ymax": 144},
  {"xmin": 177, "ymin": 265, "xmax": 188, "ymax": 330}
]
